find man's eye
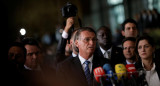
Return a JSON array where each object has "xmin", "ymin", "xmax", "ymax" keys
[
  {"xmin": 27, "ymin": 53, "xmax": 33, "ymax": 56},
  {"xmin": 84, "ymin": 38, "xmax": 89, "ymax": 42},
  {"xmin": 92, "ymin": 38, "xmax": 97, "ymax": 42},
  {"xmin": 123, "ymin": 47, "xmax": 127, "ymax": 50}
]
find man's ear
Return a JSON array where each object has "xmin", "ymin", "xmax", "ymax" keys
[
  {"xmin": 70, "ymin": 40, "xmax": 73, "ymax": 44},
  {"xmin": 121, "ymin": 30, "xmax": 125, "ymax": 36},
  {"xmin": 75, "ymin": 40, "xmax": 79, "ymax": 48}
]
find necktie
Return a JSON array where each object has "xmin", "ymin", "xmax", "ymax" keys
[
  {"xmin": 104, "ymin": 51, "xmax": 111, "ymax": 59},
  {"xmin": 107, "ymin": 51, "xmax": 111, "ymax": 59},
  {"xmin": 84, "ymin": 60, "xmax": 92, "ymax": 86}
]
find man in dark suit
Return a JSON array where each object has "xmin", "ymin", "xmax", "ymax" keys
[
  {"xmin": 95, "ymin": 26, "xmax": 125, "ymax": 69},
  {"xmin": 56, "ymin": 27, "xmax": 107, "ymax": 86},
  {"xmin": 122, "ymin": 37, "xmax": 137, "ymax": 65}
]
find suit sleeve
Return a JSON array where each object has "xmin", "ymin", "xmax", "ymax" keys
[{"xmin": 55, "ymin": 37, "xmax": 68, "ymax": 66}]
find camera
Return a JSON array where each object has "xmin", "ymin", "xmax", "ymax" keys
[{"xmin": 61, "ymin": 2, "xmax": 78, "ymax": 18}]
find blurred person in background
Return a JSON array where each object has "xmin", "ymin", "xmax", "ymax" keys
[
  {"xmin": 8, "ymin": 41, "xmax": 26, "ymax": 71},
  {"xmin": 121, "ymin": 18, "xmax": 139, "ymax": 38},
  {"xmin": 22, "ymin": 37, "xmax": 43, "ymax": 71},
  {"xmin": 117, "ymin": 18, "xmax": 139, "ymax": 47},
  {"xmin": 21, "ymin": 37, "xmax": 50, "ymax": 86},
  {"xmin": 95, "ymin": 26, "xmax": 125, "ymax": 68},
  {"xmin": 7, "ymin": 41, "xmax": 27, "ymax": 86},
  {"xmin": 55, "ymin": 17, "xmax": 79, "ymax": 65},
  {"xmin": 122, "ymin": 37, "xmax": 137, "ymax": 65}
]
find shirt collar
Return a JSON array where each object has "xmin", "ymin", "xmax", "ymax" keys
[
  {"xmin": 126, "ymin": 60, "xmax": 136, "ymax": 64},
  {"xmin": 24, "ymin": 65, "xmax": 32, "ymax": 70},
  {"xmin": 78, "ymin": 54, "xmax": 93, "ymax": 65},
  {"xmin": 142, "ymin": 62, "xmax": 156, "ymax": 71},
  {"xmin": 100, "ymin": 46, "xmax": 112, "ymax": 54},
  {"xmin": 72, "ymin": 52, "xmax": 77, "ymax": 57}
]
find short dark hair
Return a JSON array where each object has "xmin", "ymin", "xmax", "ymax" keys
[
  {"xmin": 8, "ymin": 41, "xmax": 27, "ymax": 58},
  {"xmin": 121, "ymin": 18, "xmax": 138, "ymax": 31},
  {"xmin": 22, "ymin": 37, "xmax": 40, "ymax": 48},
  {"xmin": 74, "ymin": 27, "xmax": 96, "ymax": 41},
  {"xmin": 122, "ymin": 37, "xmax": 136, "ymax": 47},
  {"xmin": 97, "ymin": 26, "xmax": 111, "ymax": 33}
]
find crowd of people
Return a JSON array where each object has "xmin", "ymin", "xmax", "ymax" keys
[
  {"xmin": 135, "ymin": 8, "xmax": 160, "ymax": 34},
  {"xmin": 7, "ymin": 15, "xmax": 160, "ymax": 86}
]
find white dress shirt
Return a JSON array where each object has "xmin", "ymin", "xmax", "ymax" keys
[
  {"xmin": 72, "ymin": 52, "xmax": 77, "ymax": 57},
  {"xmin": 62, "ymin": 31, "xmax": 68, "ymax": 39},
  {"xmin": 78, "ymin": 54, "xmax": 93, "ymax": 73},
  {"xmin": 142, "ymin": 63, "xmax": 160, "ymax": 86},
  {"xmin": 100, "ymin": 46, "xmax": 112, "ymax": 59},
  {"xmin": 126, "ymin": 60, "xmax": 136, "ymax": 64}
]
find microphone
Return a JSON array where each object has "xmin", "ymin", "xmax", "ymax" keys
[
  {"xmin": 115, "ymin": 64, "xmax": 127, "ymax": 80},
  {"xmin": 115, "ymin": 64, "xmax": 127, "ymax": 86},
  {"xmin": 126, "ymin": 64, "xmax": 138, "ymax": 86},
  {"xmin": 137, "ymin": 68, "xmax": 149, "ymax": 86},
  {"xmin": 103, "ymin": 64, "xmax": 116, "ymax": 86},
  {"xmin": 93, "ymin": 67, "xmax": 106, "ymax": 86},
  {"xmin": 126, "ymin": 64, "xmax": 138, "ymax": 79}
]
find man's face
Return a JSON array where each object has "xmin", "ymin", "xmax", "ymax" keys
[
  {"xmin": 122, "ymin": 23, "xmax": 138, "ymax": 38},
  {"xmin": 76, "ymin": 31, "xmax": 97, "ymax": 55},
  {"xmin": 97, "ymin": 28, "xmax": 112, "ymax": 47},
  {"xmin": 8, "ymin": 46, "xmax": 25, "ymax": 65},
  {"xmin": 123, "ymin": 41, "xmax": 136, "ymax": 59},
  {"xmin": 25, "ymin": 45, "xmax": 41, "ymax": 69}
]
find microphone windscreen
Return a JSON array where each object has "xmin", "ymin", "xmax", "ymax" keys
[
  {"xmin": 115, "ymin": 64, "xmax": 127, "ymax": 80},
  {"xmin": 93, "ymin": 67, "xmax": 105, "ymax": 83},
  {"xmin": 103, "ymin": 64, "xmax": 113, "ymax": 78},
  {"xmin": 126, "ymin": 64, "xmax": 136, "ymax": 72},
  {"xmin": 126, "ymin": 64, "xmax": 138, "ymax": 79}
]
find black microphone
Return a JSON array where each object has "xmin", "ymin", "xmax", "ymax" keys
[
  {"xmin": 103, "ymin": 63, "xmax": 116, "ymax": 86},
  {"xmin": 137, "ymin": 68, "xmax": 149, "ymax": 86}
]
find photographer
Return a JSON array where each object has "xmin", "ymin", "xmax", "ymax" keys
[{"xmin": 55, "ymin": 3, "xmax": 80, "ymax": 65}]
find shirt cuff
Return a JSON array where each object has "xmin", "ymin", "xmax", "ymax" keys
[{"xmin": 62, "ymin": 31, "xmax": 68, "ymax": 39}]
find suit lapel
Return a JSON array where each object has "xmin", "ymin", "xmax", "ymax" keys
[{"xmin": 72, "ymin": 57, "xmax": 88, "ymax": 86}]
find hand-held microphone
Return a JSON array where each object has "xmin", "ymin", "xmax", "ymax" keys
[
  {"xmin": 103, "ymin": 63, "xmax": 116, "ymax": 86},
  {"xmin": 137, "ymin": 68, "xmax": 149, "ymax": 86},
  {"xmin": 126, "ymin": 64, "xmax": 138, "ymax": 79},
  {"xmin": 115, "ymin": 64, "xmax": 127, "ymax": 80},
  {"xmin": 93, "ymin": 67, "xmax": 106, "ymax": 86},
  {"xmin": 126, "ymin": 64, "xmax": 138, "ymax": 86},
  {"xmin": 115, "ymin": 64, "xmax": 127, "ymax": 86},
  {"xmin": 103, "ymin": 64, "xmax": 113, "ymax": 77}
]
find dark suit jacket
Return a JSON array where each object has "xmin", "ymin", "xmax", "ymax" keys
[
  {"xmin": 55, "ymin": 37, "xmax": 68, "ymax": 65},
  {"xmin": 94, "ymin": 45, "xmax": 125, "ymax": 69},
  {"xmin": 56, "ymin": 55, "xmax": 108, "ymax": 86}
]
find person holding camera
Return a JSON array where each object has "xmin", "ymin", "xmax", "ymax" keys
[{"xmin": 55, "ymin": 17, "xmax": 79, "ymax": 66}]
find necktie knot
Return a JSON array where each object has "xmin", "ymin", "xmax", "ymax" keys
[
  {"xmin": 84, "ymin": 60, "xmax": 90, "ymax": 66},
  {"xmin": 104, "ymin": 51, "xmax": 111, "ymax": 59}
]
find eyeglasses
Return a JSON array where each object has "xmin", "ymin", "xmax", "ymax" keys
[
  {"xmin": 79, "ymin": 37, "xmax": 97, "ymax": 43},
  {"xmin": 123, "ymin": 46, "xmax": 135, "ymax": 50}
]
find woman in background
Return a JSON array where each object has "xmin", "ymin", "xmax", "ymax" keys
[{"xmin": 135, "ymin": 35, "xmax": 160, "ymax": 86}]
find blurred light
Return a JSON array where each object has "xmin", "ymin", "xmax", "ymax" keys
[
  {"xmin": 20, "ymin": 28, "xmax": 26, "ymax": 35},
  {"xmin": 107, "ymin": 0, "xmax": 123, "ymax": 5}
]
